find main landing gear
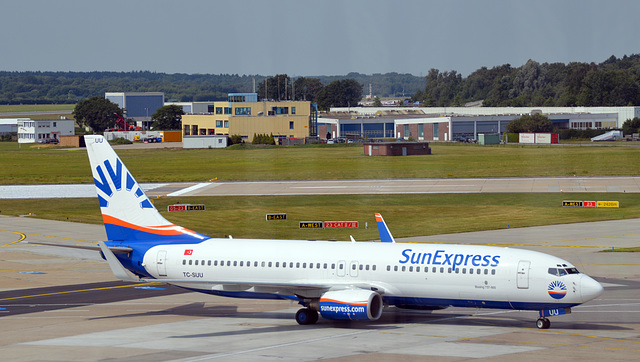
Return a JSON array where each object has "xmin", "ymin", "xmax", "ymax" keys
[
  {"xmin": 536, "ymin": 317, "xmax": 551, "ymax": 329},
  {"xmin": 296, "ymin": 308, "xmax": 319, "ymax": 325}
]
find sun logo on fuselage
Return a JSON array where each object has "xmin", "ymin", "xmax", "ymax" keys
[
  {"xmin": 93, "ymin": 158, "xmax": 152, "ymax": 209},
  {"xmin": 548, "ymin": 280, "xmax": 567, "ymax": 299}
]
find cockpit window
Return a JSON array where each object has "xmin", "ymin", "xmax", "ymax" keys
[{"xmin": 548, "ymin": 267, "xmax": 580, "ymax": 276}]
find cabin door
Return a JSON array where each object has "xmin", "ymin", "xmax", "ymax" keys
[
  {"xmin": 157, "ymin": 250, "xmax": 167, "ymax": 276},
  {"xmin": 517, "ymin": 260, "xmax": 530, "ymax": 289}
]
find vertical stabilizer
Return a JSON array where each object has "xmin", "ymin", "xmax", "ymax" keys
[
  {"xmin": 85, "ymin": 135, "xmax": 207, "ymax": 242},
  {"xmin": 375, "ymin": 213, "xmax": 396, "ymax": 243}
]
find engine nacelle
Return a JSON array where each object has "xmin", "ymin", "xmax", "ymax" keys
[{"xmin": 316, "ymin": 289, "xmax": 383, "ymax": 321}]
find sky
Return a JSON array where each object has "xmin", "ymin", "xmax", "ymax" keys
[{"xmin": 1, "ymin": 0, "xmax": 639, "ymax": 77}]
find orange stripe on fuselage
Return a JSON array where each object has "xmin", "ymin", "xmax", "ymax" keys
[{"xmin": 102, "ymin": 215, "xmax": 197, "ymax": 236}]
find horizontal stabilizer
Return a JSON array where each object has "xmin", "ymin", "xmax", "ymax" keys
[
  {"xmin": 28, "ymin": 241, "xmax": 132, "ymax": 254},
  {"xmin": 98, "ymin": 241, "xmax": 140, "ymax": 282}
]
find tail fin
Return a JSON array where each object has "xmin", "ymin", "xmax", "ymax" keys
[
  {"xmin": 375, "ymin": 213, "xmax": 396, "ymax": 243},
  {"xmin": 85, "ymin": 135, "xmax": 207, "ymax": 242}
]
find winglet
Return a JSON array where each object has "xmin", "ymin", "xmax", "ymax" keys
[
  {"xmin": 98, "ymin": 241, "xmax": 140, "ymax": 282},
  {"xmin": 375, "ymin": 213, "xmax": 396, "ymax": 243}
]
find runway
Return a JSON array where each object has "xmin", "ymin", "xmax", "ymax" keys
[
  {"xmin": 1, "ymin": 216, "xmax": 638, "ymax": 361},
  {"xmin": 2, "ymin": 176, "xmax": 640, "ymax": 200}
]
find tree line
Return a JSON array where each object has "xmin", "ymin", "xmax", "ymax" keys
[
  {"xmin": 412, "ymin": 54, "xmax": 640, "ymax": 107},
  {"xmin": 0, "ymin": 71, "xmax": 423, "ymax": 105}
]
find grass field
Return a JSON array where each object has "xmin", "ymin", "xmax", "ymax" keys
[
  {"xmin": 1, "ymin": 193, "xmax": 637, "ymax": 240},
  {"xmin": 0, "ymin": 104, "xmax": 74, "ymax": 113},
  {"xmin": 2, "ymin": 142, "xmax": 640, "ymax": 184},
  {"xmin": 2, "ymin": 140, "xmax": 639, "ymax": 241}
]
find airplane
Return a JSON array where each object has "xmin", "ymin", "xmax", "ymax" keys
[{"xmin": 38, "ymin": 135, "xmax": 604, "ymax": 329}]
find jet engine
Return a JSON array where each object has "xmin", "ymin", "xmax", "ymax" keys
[{"xmin": 313, "ymin": 289, "xmax": 383, "ymax": 321}]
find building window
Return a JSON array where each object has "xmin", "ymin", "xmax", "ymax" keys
[
  {"xmin": 224, "ymin": 120, "xmax": 229, "ymax": 128},
  {"xmin": 418, "ymin": 124, "xmax": 424, "ymax": 138},
  {"xmin": 224, "ymin": 107, "xmax": 232, "ymax": 114},
  {"xmin": 184, "ymin": 125, "xmax": 190, "ymax": 135},
  {"xmin": 216, "ymin": 107, "xmax": 223, "ymax": 114},
  {"xmin": 216, "ymin": 120, "xmax": 223, "ymax": 128},
  {"xmin": 404, "ymin": 124, "xmax": 409, "ymax": 138},
  {"xmin": 292, "ymin": 107, "xmax": 296, "ymax": 115},
  {"xmin": 235, "ymin": 107, "xmax": 251, "ymax": 115},
  {"xmin": 273, "ymin": 107, "xmax": 289, "ymax": 115},
  {"xmin": 289, "ymin": 121, "xmax": 294, "ymax": 129},
  {"xmin": 433, "ymin": 123, "xmax": 439, "ymax": 138},
  {"xmin": 208, "ymin": 105, "xmax": 216, "ymax": 113},
  {"xmin": 191, "ymin": 125, "xmax": 198, "ymax": 135}
]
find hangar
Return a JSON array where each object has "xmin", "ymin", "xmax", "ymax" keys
[{"xmin": 325, "ymin": 106, "xmax": 637, "ymax": 141}]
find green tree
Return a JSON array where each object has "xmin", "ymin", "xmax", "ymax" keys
[
  {"xmin": 622, "ymin": 117, "xmax": 640, "ymax": 136},
  {"xmin": 373, "ymin": 97, "xmax": 382, "ymax": 107},
  {"xmin": 505, "ymin": 114, "xmax": 553, "ymax": 133},
  {"xmin": 257, "ymin": 74, "xmax": 292, "ymax": 100},
  {"xmin": 73, "ymin": 96, "xmax": 123, "ymax": 132},
  {"xmin": 293, "ymin": 77, "xmax": 324, "ymax": 101},
  {"xmin": 151, "ymin": 104, "xmax": 184, "ymax": 130},
  {"xmin": 315, "ymin": 79, "xmax": 363, "ymax": 110}
]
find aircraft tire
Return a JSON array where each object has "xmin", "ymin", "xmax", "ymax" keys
[
  {"xmin": 536, "ymin": 317, "xmax": 550, "ymax": 329},
  {"xmin": 296, "ymin": 308, "xmax": 318, "ymax": 325}
]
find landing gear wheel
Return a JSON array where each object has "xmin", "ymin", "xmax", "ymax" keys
[
  {"xmin": 296, "ymin": 308, "xmax": 319, "ymax": 325},
  {"xmin": 536, "ymin": 317, "xmax": 550, "ymax": 329}
]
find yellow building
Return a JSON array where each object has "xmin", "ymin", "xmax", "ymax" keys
[{"xmin": 181, "ymin": 93, "xmax": 317, "ymax": 143}]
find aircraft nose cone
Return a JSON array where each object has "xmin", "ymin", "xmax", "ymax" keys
[{"xmin": 580, "ymin": 275, "xmax": 604, "ymax": 302}]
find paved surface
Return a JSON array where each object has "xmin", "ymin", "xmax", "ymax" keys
[
  {"xmin": 0, "ymin": 216, "xmax": 638, "ymax": 361},
  {"xmin": 155, "ymin": 177, "xmax": 640, "ymax": 197},
  {"xmin": 3, "ymin": 177, "xmax": 640, "ymax": 199}
]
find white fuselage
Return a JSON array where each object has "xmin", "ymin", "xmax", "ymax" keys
[{"xmin": 140, "ymin": 238, "xmax": 601, "ymax": 311}]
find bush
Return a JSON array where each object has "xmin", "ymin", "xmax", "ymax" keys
[{"xmin": 108, "ymin": 137, "xmax": 133, "ymax": 145}]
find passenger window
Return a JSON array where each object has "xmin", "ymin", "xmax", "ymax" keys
[
  {"xmin": 254, "ymin": 261, "xmax": 258, "ymax": 267},
  {"xmin": 469, "ymin": 268, "xmax": 473, "ymax": 274},
  {"xmin": 282, "ymin": 262, "xmax": 286, "ymax": 268},
  {"xmin": 324, "ymin": 263, "xmax": 328, "ymax": 269},
  {"xmin": 409, "ymin": 266, "xmax": 413, "ymax": 272},
  {"xmin": 202, "ymin": 260, "xmax": 205, "ymax": 266},
  {"xmin": 195, "ymin": 260, "xmax": 199, "ymax": 266},
  {"xmin": 268, "ymin": 262, "xmax": 272, "ymax": 267},
  {"xmin": 310, "ymin": 263, "xmax": 314, "ymax": 269},
  {"xmin": 239, "ymin": 261, "xmax": 243, "ymax": 267},
  {"xmin": 394, "ymin": 266, "xmax": 398, "ymax": 271},
  {"xmin": 303, "ymin": 263, "xmax": 307, "ymax": 268},
  {"xmin": 297, "ymin": 262, "xmax": 300, "ymax": 268},
  {"xmin": 387, "ymin": 265, "xmax": 391, "ymax": 271},
  {"xmin": 214, "ymin": 260, "xmax": 218, "ymax": 266},
  {"xmin": 189, "ymin": 260, "xmax": 192, "ymax": 265},
  {"xmin": 440, "ymin": 267, "xmax": 444, "ymax": 273},
  {"xmin": 275, "ymin": 262, "xmax": 279, "ymax": 267},
  {"xmin": 227, "ymin": 261, "xmax": 231, "ymax": 266},
  {"xmin": 331, "ymin": 263, "xmax": 336, "ymax": 269},
  {"xmin": 372, "ymin": 265, "xmax": 376, "ymax": 271},
  {"xmin": 208, "ymin": 260, "xmax": 211, "ymax": 266},
  {"xmin": 455, "ymin": 268, "xmax": 459, "ymax": 274},
  {"xmin": 433, "ymin": 267, "xmax": 436, "ymax": 273},
  {"xmin": 261, "ymin": 262, "xmax": 265, "ymax": 267},
  {"xmin": 448, "ymin": 268, "xmax": 452, "ymax": 273},
  {"xmin": 462, "ymin": 268, "xmax": 466, "ymax": 274},
  {"xmin": 233, "ymin": 261, "xmax": 237, "ymax": 266},
  {"xmin": 182, "ymin": 260, "xmax": 186, "ymax": 265},
  {"xmin": 416, "ymin": 266, "xmax": 420, "ymax": 272},
  {"xmin": 339, "ymin": 264, "xmax": 344, "ymax": 269},
  {"xmin": 477, "ymin": 268, "xmax": 480, "ymax": 274},
  {"xmin": 366, "ymin": 265, "xmax": 370, "ymax": 271},
  {"xmin": 359, "ymin": 264, "xmax": 363, "ymax": 270},
  {"xmin": 402, "ymin": 266, "xmax": 406, "ymax": 272},
  {"xmin": 484, "ymin": 269, "xmax": 488, "ymax": 275},
  {"xmin": 247, "ymin": 261, "xmax": 250, "ymax": 266},
  {"xmin": 491, "ymin": 269, "xmax": 496, "ymax": 275}
]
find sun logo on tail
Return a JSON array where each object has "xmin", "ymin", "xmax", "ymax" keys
[
  {"xmin": 93, "ymin": 158, "xmax": 152, "ymax": 209},
  {"xmin": 548, "ymin": 280, "xmax": 567, "ymax": 299}
]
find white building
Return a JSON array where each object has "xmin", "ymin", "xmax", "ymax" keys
[
  {"xmin": 17, "ymin": 119, "xmax": 75, "ymax": 144},
  {"xmin": 0, "ymin": 118, "xmax": 21, "ymax": 136}
]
